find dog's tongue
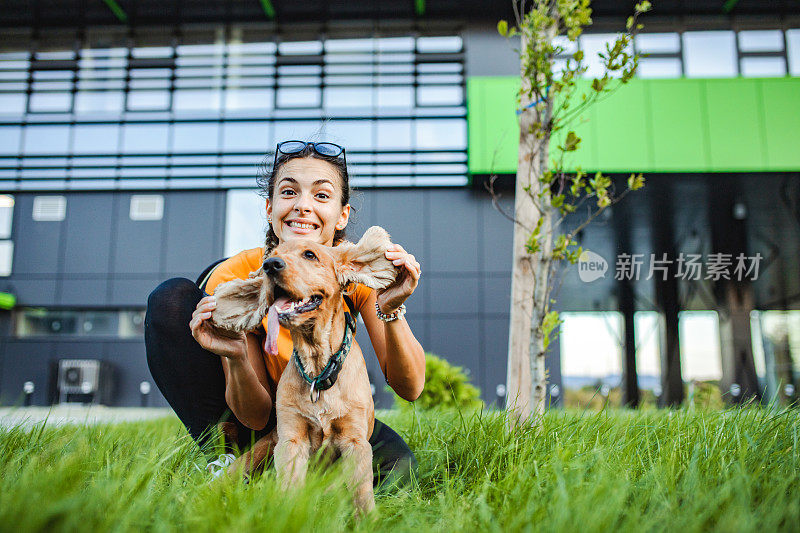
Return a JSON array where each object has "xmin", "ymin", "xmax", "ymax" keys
[{"xmin": 265, "ymin": 297, "xmax": 290, "ymax": 356}]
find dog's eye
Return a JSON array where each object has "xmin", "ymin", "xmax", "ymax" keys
[{"xmin": 303, "ymin": 250, "xmax": 318, "ymax": 261}]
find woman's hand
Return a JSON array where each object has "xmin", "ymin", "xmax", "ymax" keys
[
  {"xmin": 189, "ymin": 295, "xmax": 246, "ymax": 360},
  {"xmin": 377, "ymin": 243, "xmax": 421, "ymax": 314}
]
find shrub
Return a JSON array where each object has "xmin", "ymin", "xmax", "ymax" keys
[{"xmin": 392, "ymin": 352, "xmax": 483, "ymax": 410}]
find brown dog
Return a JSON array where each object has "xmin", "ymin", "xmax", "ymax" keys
[{"xmin": 209, "ymin": 226, "xmax": 398, "ymax": 513}]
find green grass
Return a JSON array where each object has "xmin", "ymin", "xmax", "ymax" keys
[{"xmin": 1, "ymin": 407, "xmax": 798, "ymax": 532}]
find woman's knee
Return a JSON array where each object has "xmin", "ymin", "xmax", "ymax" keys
[{"xmin": 145, "ymin": 278, "xmax": 200, "ymax": 331}]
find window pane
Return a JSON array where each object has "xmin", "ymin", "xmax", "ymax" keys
[
  {"xmin": 738, "ymin": 30, "xmax": 784, "ymax": 52},
  {"xmin": 787, "ymin": 29, "xmax": 800, "ymax": 76},
  {"xmin": 172, "ymin": 122, "xmax": 219, "ymax": 153},
  {"xmin": 638, "ymin": 58, "xmax": 682, "ymax": 78},
  {"xmin": 377, "ymin": 86, "xmax": 413, "ymax": 108},
  {"xmin": 325, "ymin": 120, "xmax": 374, "ymax": 150},
  {"xmin": 417, "ymin": 36, "xmax": 462, "ymax": 53},
  {"xmin": 635, "ymin": 33, "xmax": 681, "ymax": 54},
  {"xmin": 278, "ymin": 41, "xmax": 323, "ymax": 55},
  {"xmin": 323, "ymin": 86, "xmax": 373, "ymax": 108},
  {"xmin": 29, "ymin": 92, "xmax": 72, "ymax": 112},
  {"xmin": 122, "ymin": 123, "xmax": 169, "ymax": 154},
  {"xmin": 73, "ymin": 125, "xmax": 119, "ymax": 154},
  {"xmin": 417, "ymin": 86, "xmax": 463, "ymax": 106},
  {"xmin": 16, "ymin": 309, "xmax": 79, "ymax": 336},
  {"xmin": 683, "ymin": 31, "xmax": 737, "ymax": 77},
  {"xmin": 679, "ymin": 311, "xmax": 722, "ymax": 381},
  {"xmin": 74, "ymin": 91, "xmax": 124, "ymax": 114},
  {"xmin": 173, "ymin": 89, "xmax": 222, "ymax": 111},
  {"xmin": 740, "ymin": 57, "xmax": 786, "ymax": 77},
  {"xmin": 0, "ymin": 126, "xmax": 22, "ymax": 154},
  {"xmin": 377, "ymin": 120, "xmax": 412, "ymax": 150},
  {"xmin": 580, "ymin": 33, "xmax": 623, "ymax": 78},
  {"xmin": 0, "ymin": 195, "xmax": 13, "ymax": 239},
  {"xmin": 415, "ymin": 119, "xmax": 466, "ymax": 149},
  {"xmin": 276, "ymin": 87, "xmax": 321, "ymax": 108},
  {"xmin": 222, "ymin": 122, "xmax": 271, "ymax": 152},
  {"xmin": 127, "ymin": 90, "xmax": 170, "ymax": 110},
  {"xmin": 225, "ymin": 88, "xmax": 274, "ymax": 110},
  {"xmin": 0, "ymin": 241, "xmax": 13, "ymax": 277},
  {"xmin": 23, "ymin": 125, "xmax": 71, "ymax": 155},
  {"xmin": 0, "ymin": 93, "xmax": 27, "ymax": 115}
]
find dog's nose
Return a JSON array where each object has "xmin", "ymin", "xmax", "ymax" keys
[{"xmin": 263, "ymin": 257, "xmax": 286, "ymax": 276}]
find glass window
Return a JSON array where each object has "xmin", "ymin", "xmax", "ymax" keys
[
  {"xmin": 172, "ymin": 122, "xmax": 220, "ymax": 153},
  {"xmin": 637, "ymin": 58, "xmax": 682, "ymax": 78},
  {"xmin": 323, "ymin": 86, "xmax": 374, "ymax": 108},
  {"xmin": 273, "ymin": 121, "xmax": 322, "ymax": 144},
  {"xmin": 738, "ymin": 30, "xmax": 784, "ymax": 52},
  {"xmin": 23, "ymin": 125, "xmax": 71, "ymax": 155},
  {"xmin": 74, "ymin": 91, "xmax": 124, "ymax": 114},
  {"xmin": 786, "ymin": 29, "xmax": 800, "ymax": 76},
  {"xmin": 16, "ymin": 309, "xmax": 79, "ymax": 336},
  {"xmin": 552, "ymin": 35, "xmax": 579, "ymax": 55},
  {"xmin": 28, "ymin": 92, "xmax": 72, "ymax": 112},
  {"xmin": 580, "ymin": 33, "xmax": 624, "ymax": 78},
  {"xmin": 80, "ymin": 312, "xmax": 118, "ymax": 335},
  {"xmin": 377, "ymin": 37, "xmax": 414, "ymax": 52},
  {"xmin": 72, "ymin": 125, "xmax": 120, "ymax": 154},
  {"xmin": 0, "ymin": 240, "xmax": 10, "ymax": 276},
  {"xmin": 127, "ymin": 90, "xmax": 170, "ymax": 110},
  {"xmin": 561, "ymin": 312, "xmax": 623, "ymax": 378},
  {"xmin": 635, "ymin": 32, "xmax": 681, "ymax": 54},
  {"xmin": 278, "ymin": 41, "xmax": 323, "ymax": 55},
  {"xmin": 173, "ymin": 89, "xmax": 222, "ymax": 111},
  {"xmin": 132, "ymin": 46, "xmax": 173, "ymax": 58},
  {"xmin": 121, "ymin": 123, "xmax": 169, "ymax": 154},
  {"xmin": 225, "ymin": 88, "xmax": 274, "ymax": 111},
  {"xmin": 377, "ymin": 120, "xmax": 412, "ymax": 150},
  {"xmin": 679, "ymin": 311, "xmax": 722, "ymax": 381},
  {"xmin": 0, "ymin": 93, "xmax": 27, "ymax": 115},
  {"xmin": 325, "ymin": 38, "xmax": 375, "ymax": 53},
  {"xmin": 0, "ymin": 126, "xmax": 22, "ymax": 154},
  {"xmin": 740, "ymin": 57, "xmax": 786, "ymax": 77},
  {"xmin": 222, "ymin": 122, "xmax": 271, "ymax": 152},
  {"xmin": 417, "ymin": 36, "xmax": 462, "ymax": 53},
  {"xmin": 377, "ymin": 86, "xmax": 413, "ymax": 108},
  {"xmin": 0, "ymin": 195, "xmax": 13, "ymax": 239},
  {"xmin": 119, "ymin": 310, "xmax": 146, "ymax": 338},
  {"xmin": 683, "ymin": 31, "xmax": 737, "ymax": 77},
  {"xmin": 276, "ymin": 87, "xmax": 321, "ymax": 108},
  {"xmin": 325, "ymin": 120, "xmax": 374, "ymax": 150},
  {"xmin": 415, "ymin": 119, "xmax": 466, "ymax": 149},
  {"xmin": 417, "ymin": 86, "xmax": 463, "ymax": 106}
]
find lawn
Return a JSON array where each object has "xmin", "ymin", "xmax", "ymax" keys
[{"xmin": 0, "ymin": 407, "xmax": 798, "ymax": 532}]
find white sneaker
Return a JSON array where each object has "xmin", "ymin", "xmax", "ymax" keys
[{"xmin": 206, "ymin": 453, "xmax": 236, "ymax": 480}]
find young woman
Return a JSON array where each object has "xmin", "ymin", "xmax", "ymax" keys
[{"xmin": 145, "ymin": 140, "xmax": 425, "ymax": 484}]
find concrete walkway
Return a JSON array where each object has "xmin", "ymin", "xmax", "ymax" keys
[{"xmin": 0, "ymin": 405, "xmax": 175, "ymax": 429}]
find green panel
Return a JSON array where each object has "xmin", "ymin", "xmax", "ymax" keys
[
  {"xmin": 466, "ymin": 77, "xmax": 518, "ymax": 175},
  {"xmin": 593, "ymin": 81, "xmax": 651, "ymax": 172},
  {"xmin": 760, "ymin": 78, "xmax": 800, "ymax": 170},
  {"xmin": 704, "ymin": 79, "xmax": 767, "ymax": 171},
  {"xmin": 648, "ymin": 79, "xmax": 709, "ymax": 172},
  {"xmin": 550, "ymin": 81, "xmax": 597, "ymax": 172},
  {"xmin": 468, "ymin": 76, "xmax": 800, "ymax": 174}
]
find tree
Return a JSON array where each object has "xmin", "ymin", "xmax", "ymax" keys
[{"xmin": 494, "ymin": 0, "xmax": 650, "ymax": 424}]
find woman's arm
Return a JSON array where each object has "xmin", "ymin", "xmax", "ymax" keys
[
  {"xmin": 191, "ymin": 295, "xmax": 273, "ymax": 430},
  {"xmin": 362, "ymin": 243, "xmax": 425, "ymax": 401}
]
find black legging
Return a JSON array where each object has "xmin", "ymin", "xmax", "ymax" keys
[{"xmin": 144, "ymin": 277, "xmax": 417, "ymax": 486}]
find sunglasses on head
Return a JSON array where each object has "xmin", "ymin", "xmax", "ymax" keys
[{"xmin": 273, "ymin": 140, "xmax": 347, "ymax": 173}]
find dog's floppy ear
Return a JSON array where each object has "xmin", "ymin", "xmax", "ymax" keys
[
  {"xmin": 210, "ymin": 273, "xmax": 271, "ymax": 333},
  {"xmin": 333, "ymin": 226, "xmax": 398, "ymax": 290}
]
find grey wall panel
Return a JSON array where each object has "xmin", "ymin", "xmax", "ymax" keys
[
  {"xmin": 110, "ymin": 277, "xmax": 162, "ymax": 307},
  {"xmin": 428, "ymin": 275, "xmax": 479, "ymax": 315},
  {"xmin": 102, "ymin": 341, "xmax": 161, "ymax": 407},
  {"xmin": 481, "ymin": 194, "xmax": 514, "ymax": 273},
  {"xmin": 8, "ymin": 278, "xmax": 58, "ymax": 306},
  {"xmin": 428, "ymin": 190, "xmax": 480, "ymax": 273},
  {"xmin": 53, "ymin": 341, "xmax": 104, "ymax": 360},
  {"xmin": 59, "ymin": 278, "xmax": 109, "ymax": 306},
  {"xmin": 354, "ymin": 326, "xmax": 394, "ymax": 409},
  {"xmin": 464, "ymin": 23, "xmax": 520, "ymax": 78},
  {"xmin": 12, "ymin": 195, "xmax": 64, "ymax": 275},
  {"xmin": 483, "ymin": 318, "xmax": 510, "ymax": 406},
  {"xmin": 63, "ymin": 193, "xmax": 114, "ymax": 275},
  {"xmin": 112, "ymin": 194, "xmax": 164, "ymax": 275},
  {"xmin": 483, "ymin": 275, "xmax": 512, "ymax": 315},
  {"xmin": 372, "ymin": 189, "xmax": 426, "ymax": 259},
  {"xmin": 0, "ymin": 341, "xmax": 55, "ymax": 406},
  {"xmin": 426, "ymin": 316, "xmax": 481, "ymax": 391},
  {"xmin": 164, "ymin": 192, "xmax": 225, "ymax": 275}
]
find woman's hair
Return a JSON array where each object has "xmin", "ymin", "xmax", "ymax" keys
[{"xmin": 256, "ymin": 143, "xmax": 352, "ymax": 255}]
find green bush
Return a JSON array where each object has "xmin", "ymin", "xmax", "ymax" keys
[{"xmin": 392, "ymin": 352, "xmax": 483, "ymax": 410}]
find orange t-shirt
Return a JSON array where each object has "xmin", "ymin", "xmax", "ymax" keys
[{"xmin": 203, "ymin": 247, "xmax": 372, "ymax": 391}]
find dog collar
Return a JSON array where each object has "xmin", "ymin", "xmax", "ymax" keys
[{"xmin": 293, "ymin": 311, "xmax": 356, "ymax": 403}]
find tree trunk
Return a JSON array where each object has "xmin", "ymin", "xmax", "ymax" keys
[{"xmin": 506, "ymin": 26, "xmax": 555, "ymax": 424}]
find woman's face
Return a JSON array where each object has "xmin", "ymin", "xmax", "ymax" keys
[{"xmin": 266, "ymin": 157, "xmax": 350, "ymax": 247}]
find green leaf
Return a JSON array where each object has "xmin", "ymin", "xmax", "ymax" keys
[
  {"xmin": 628, "ymin": 173, "xmax": 646, "ymax": 190},
  {"xmin": 497, "ymin": 20, "xmax": 508, "ymax": 37},
  {"xmin": 563, "ymin": 131, "xmax": 581, "ymax": 152}
]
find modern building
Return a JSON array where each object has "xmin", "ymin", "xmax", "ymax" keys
[{"xmin": 0, "ymin": 1, "xmax": 798, "ymax": 409}]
